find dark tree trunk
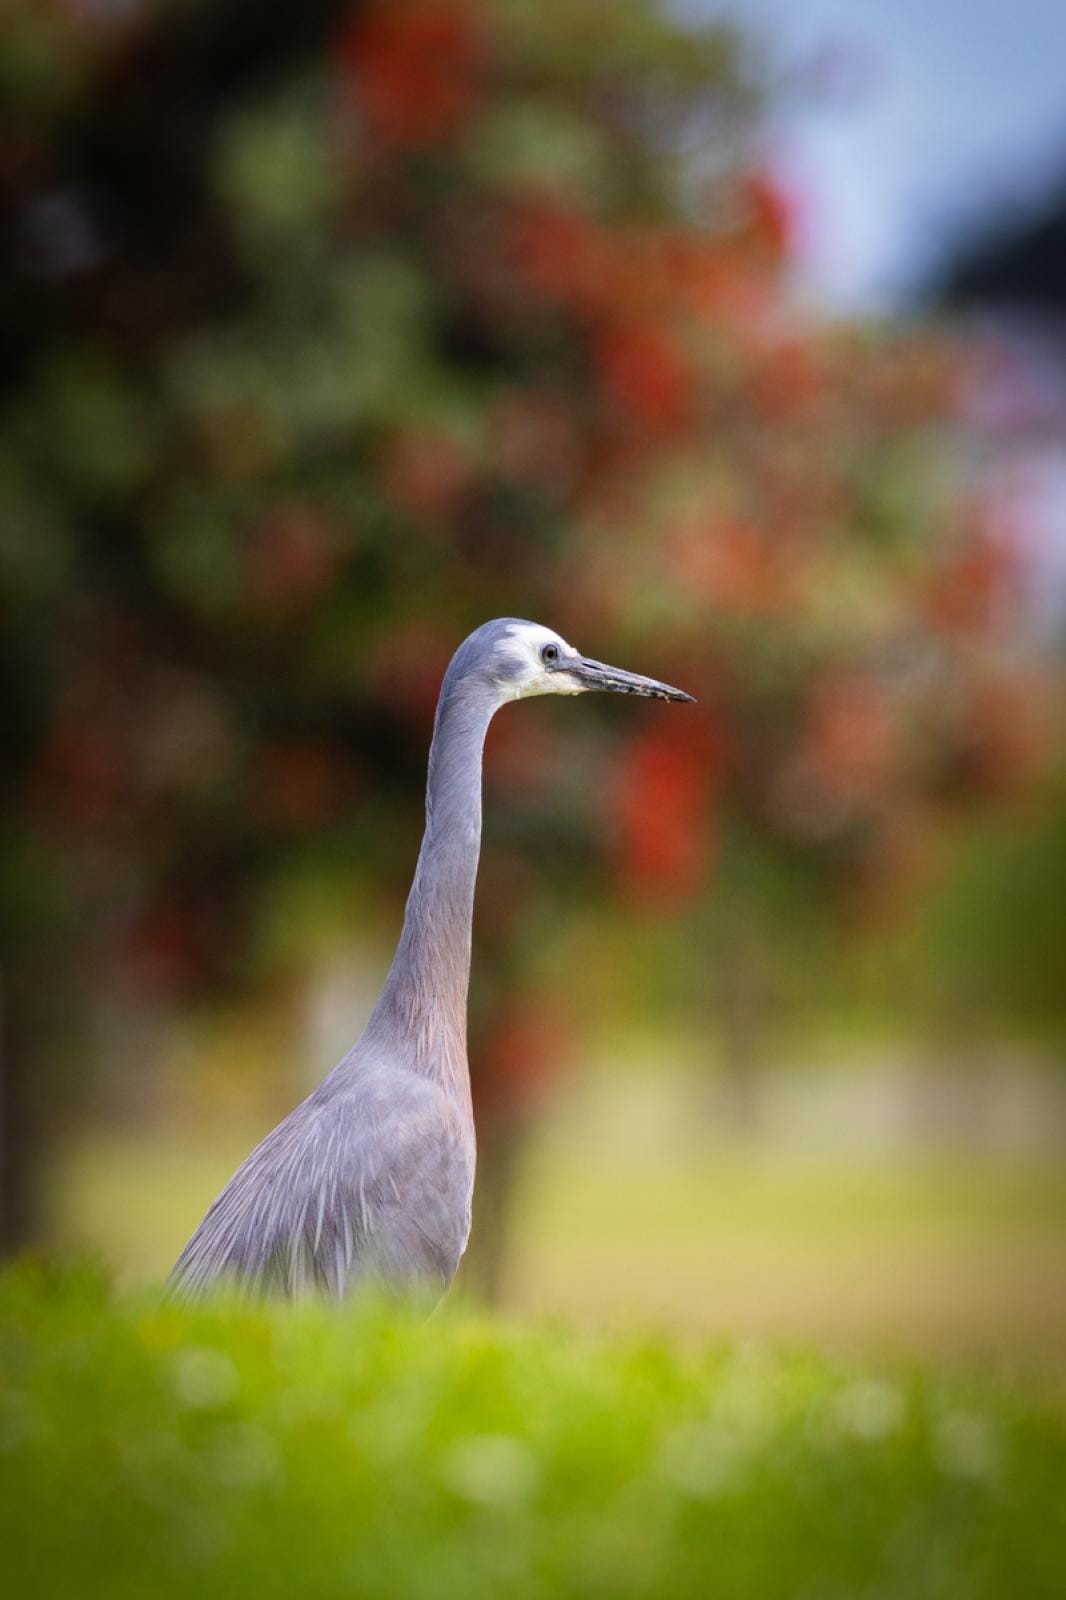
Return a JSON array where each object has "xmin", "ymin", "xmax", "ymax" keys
[
  {"xmin": 462, "ymin": 1117, "xmax": 528, "ymax": 1306},
  {"xmin": 0, "ymin": 931, "xmax": 93, "ymax": 1258},
  {"xmin": 0, "ymin": 984, "xmax": 32, "ymax": 1255},
  {"xmin": 711, "ymin": 898, "xmax": 770, "ymax": 1136},
  {"xmin": 0, "ymin": 959, "xmax": 50, "ymax": 1256}
]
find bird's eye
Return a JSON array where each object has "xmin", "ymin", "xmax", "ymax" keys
[{"xmin": 540, "ymin": 643, "xmax": 560, "ymax": 666}]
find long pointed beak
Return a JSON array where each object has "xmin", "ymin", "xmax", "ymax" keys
[{"xmin": 563, "ymin": 656, "xmax": 695, "ymax": 703}]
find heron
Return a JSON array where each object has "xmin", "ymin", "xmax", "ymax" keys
[{"xmin": 170, "ymin": 619, "xmax": 693, "ymax": 1301}]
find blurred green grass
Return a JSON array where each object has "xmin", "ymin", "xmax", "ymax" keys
[{"xmin": 2, "ymin": 1263, "xmax": 1065, "ymax": 1599}]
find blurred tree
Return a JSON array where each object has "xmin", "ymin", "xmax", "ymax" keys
[{"xmin": 0, "ymin": 0, "xmax": 1048, "ymax": 1267}]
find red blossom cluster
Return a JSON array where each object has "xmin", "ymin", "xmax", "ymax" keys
[
  {"xmin": 337, "ymin": 1, "xmax": 489, "ymax": 149},
  {"xmin": 472, "ymin": 988, "xmax": 571, "ymax": 1126},
  {"xmin": 12, "ymin": 0, "xmax": 1053, "ymax": 1000}
]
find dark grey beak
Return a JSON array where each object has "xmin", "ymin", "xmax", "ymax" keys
[{"xmin": 561, "ymin": 656, "xmax": 695, "ymax": 703}]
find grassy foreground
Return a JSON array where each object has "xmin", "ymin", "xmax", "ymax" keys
[{"xmin": 2, "ymin": 1265, "xmax": 1064, "ymax": 1600}]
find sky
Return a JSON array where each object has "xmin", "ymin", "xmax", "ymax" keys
[{"xmin": 695, "ymin": 0, "xmax": 1066, "ymax": 311}]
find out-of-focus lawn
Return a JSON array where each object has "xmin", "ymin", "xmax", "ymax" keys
[
  {"xmin": 51, "ymin": 1065, "xmax": 1066, "ymax": 1362},
  {"xmin": 515, "ymin": 1149, "xmax": 1066, "ymax": 1358}
]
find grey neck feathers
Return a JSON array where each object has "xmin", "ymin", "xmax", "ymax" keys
[{"xmin": 365, "ymin": 675, "xmax": 498, "ymax": 1090}]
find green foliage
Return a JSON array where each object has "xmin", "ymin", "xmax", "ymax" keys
[{"xmin": 2, "ymin": 1263, "xmax": 1064, "ymax": 1599}]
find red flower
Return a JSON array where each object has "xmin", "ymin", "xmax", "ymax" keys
[
  {"xmin": 368, "ymin": 622, "xmax": 453, "ymax": 722},
  {"xmin": 611, "ymin": 723, "xmax": 716, "ymax": 908},
  {"xmin": 245, "ymin": 502, "xmax": 337, "ymax": 613},
  {"xmin": 749, "ymin": 337, "xmax": 828, "ymax": 423},
  {"xmin": 490, "ymin": 389, "xmax": 580, "ymax": 494},
  {"xmin": 805, "ymin": 675, "xmax": 899, "ymax": 800},
  {"xmin": 953, "ymin": 669, "xmax": 1054, "ymax": 799},
  {"xmin": 473, "ymin": 989, "xmax": 572, "ymax": 1124},
  {"xmin": 671, "ymin": 516, "xmax": 796, "ymax": 615},
  {"xmin": 484, "ymin": 711, "xmax": 560, "ymax": 799},
  {"xmin": 737, "ymin": 171, "xmax": 793, "ymax": 264},
  {"xmin": 596, "ymin": 323, "xmax": 696, "ymax": 437},
  {"xmin": 123, "ymin": 902, "xmax": 215, "ymax": 1000},
  {"xmin": 921, "ymin": 545, "xmax": 1006, "ymax": 634},
  {"xmin": 679, "ymin": 236, "xmax": 774, "ymax": 335},
  {"xmin": 253, "ymin": 741, "xmax": 353, "ymax": 831},
  {"xmin": 337, "ymin": 2, "xmax": 488, "ymax": 148},
  {"xmin": 504, "ymin": 199, "xmax": 608, "ymax": 313},
  {"xmin": 381, "ymin": 428, "xmax": 474, "ymax": 523},
  {"xmin": 35, "ymin": 714, "xmax": 129, "ymax": 830}
]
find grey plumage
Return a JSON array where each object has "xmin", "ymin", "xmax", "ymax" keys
[{"xmin": 169, "ymin": 618, "xmax": 692, "ymax": 1301}]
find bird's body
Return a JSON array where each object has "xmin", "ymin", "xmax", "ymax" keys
[
  {"xmin": 170, "ymin": 619, "xmax": 691, "ymax": 1301},
  {"xmin": 171, "ymin": 1063, "xmax": 474, "ymax": 1298}
]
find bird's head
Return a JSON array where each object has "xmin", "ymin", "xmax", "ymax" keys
[{"xmin": 448, "ymin": 618, "xmax": 694, "ymax": 705}]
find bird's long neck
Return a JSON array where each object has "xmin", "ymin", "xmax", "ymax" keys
[{"xmin": 367, "ymin": 678, "xmax": 497, "ymax": 1092}]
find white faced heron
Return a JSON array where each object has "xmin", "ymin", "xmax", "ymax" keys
[{"xmin": 170, "ymin": 619, "xmax": 693, "ymax": 1300}]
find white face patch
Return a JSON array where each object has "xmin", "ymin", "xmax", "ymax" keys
[{"xmin": 497, "ymin": 622, "xmax": 584, "ymax": 699}]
